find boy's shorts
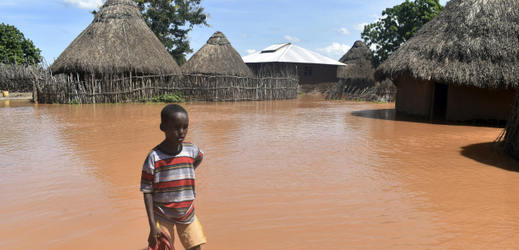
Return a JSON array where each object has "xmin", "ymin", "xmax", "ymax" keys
[{"xmin": 156, "ymin": 215, "xmax": 207, "ymax": 249}]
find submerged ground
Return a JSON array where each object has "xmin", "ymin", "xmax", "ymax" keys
[{"xmin": 1, "ymin": 94, "xmax": 518, "ymax": 249}]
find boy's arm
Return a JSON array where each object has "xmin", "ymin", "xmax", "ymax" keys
[
  {"xmin": 193, "ymin": 155, "xmax": 203, "ymax": 169},
  {"xmin": 143, "ymin": 193, "xmax": 160, "ymax": 247}
]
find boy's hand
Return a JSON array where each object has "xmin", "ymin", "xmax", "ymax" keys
[{"xmin": 148, "ymin": 226, "xmax": 161, "ymax": 247}]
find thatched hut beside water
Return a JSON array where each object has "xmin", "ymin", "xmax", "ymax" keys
[
  {"xmin": 337, "ymin": 40, "xmax": 375, "ymax": 90},
  {"xmin": 181, "ymin": 31, "xmax": 253, "ymax": 77},
  {"xmin": 50, "ymin": 0, "xmax": 180, "ymax": 77},
  {"xmin": 375, "ymin": 0, "xmax": 519, "ymax": 122}
]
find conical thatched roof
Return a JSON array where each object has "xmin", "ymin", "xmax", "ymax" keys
[
  {"xmin": 337, "ymin": 40, "xmax": 374, "ymax": 80},
  {"xmin": 50, "ymin": 0, "xmax": 180, "ymax": 75},
  {"xmin": 181, "ymin": 31, "xmax": 253, "ymax": 77},
  {"xmin": 375, "ymin": 0, "xmax": 519, "ymax": 89}
]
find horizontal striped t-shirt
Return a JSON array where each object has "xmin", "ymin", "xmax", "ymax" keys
[{"xmin": 140, "ymin": 142, "xmax": 203, "ymax": 224}]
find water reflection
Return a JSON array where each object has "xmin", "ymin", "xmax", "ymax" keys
[
  {"xmin": 351, "ymin": 108, "xmax": 396, "ymax": 120},
  {"xmin": 351, "ymin": 108, "xmax": 507, "ymax": 128}
]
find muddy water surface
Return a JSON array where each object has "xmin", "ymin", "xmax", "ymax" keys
[{"xmin": 1, "ymin": 94, "xmax": 519, "ymax": 249}]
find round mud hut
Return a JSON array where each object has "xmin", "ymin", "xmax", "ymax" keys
[
  {"xmin": 337, "ymin": 40, "xmax": 375, "ymax": 90},
  {"xmin": 374, "ymin": 0, "xmax": 519, "ymax": 122},
  {"xmin": 50, "ymin": 0, "xmax": 180, "ymax": 77},
  {"xmin": 181, "ymin": 31, "xmax": 253, "ymax": 77}
]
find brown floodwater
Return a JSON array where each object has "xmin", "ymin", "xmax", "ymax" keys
[{"xmin": 1, "ymin": 94, "xmax": 519, "ymax": 249}]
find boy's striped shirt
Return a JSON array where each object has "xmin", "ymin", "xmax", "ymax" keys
[{"xmin": 140, "ymin": 142, "xmax": 203, "ymax": 224}]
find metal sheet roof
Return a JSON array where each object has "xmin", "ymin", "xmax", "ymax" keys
[{"xmin": 242, "ymin": 43, "xmax": 346, "ymax": 66}]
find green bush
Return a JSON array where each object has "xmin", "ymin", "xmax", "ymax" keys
[{"xmin": 152, "ymin": 92, "xmax": 185, "ymax": 103}]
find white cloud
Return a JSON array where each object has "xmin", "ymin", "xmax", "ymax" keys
[
  {"xmin": 283, "ymin": 35, "xmax": 300, "ymax": 43},
  {"xmin": 63, "ymin": 0, "xmax": 103, "ymax": 10},
  {"xmin": 241, "ymin": 33, "xmax": 249, "ymax": 37},
  {"xmin": 336, "ymin": 28, "xmax": 351, "ymax": 35},
  {"xmin": 246, "ymin": 49, "xmax": 256, "ymax": 55},
  {"xmin": 317, "ymin": 43, "xmax": 351, "ymax": 57},
  {"xmin": 0, "ymin": 2, "xmax": 16, "ymax": 6},
  {"xmin": 354, "ymin": 23, "xmax": 369, "ymax": 31},
  {"xmin": 369, "ymin": 14, "xmax": 383, "ymax": 19}
]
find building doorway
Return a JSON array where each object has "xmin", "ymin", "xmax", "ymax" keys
[{"xmin": 432, "ymin": 82, "xmax": 448, "ymax": 120}]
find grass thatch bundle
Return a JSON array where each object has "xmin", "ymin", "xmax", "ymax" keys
[
  {"xmin": 181, "ymin": 31, "xmax": 253, "ymax": 77},
  {"xmin": 50, "ymin": 0, "xmax": 180, "ymax": 76},
  {"xmin": 375, "ymin": 0, "xmax": 519, "ymax": 89}
]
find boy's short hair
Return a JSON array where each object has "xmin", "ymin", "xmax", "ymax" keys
[{"xmin": 161, "ymin": 104, "xmax": 188, "ymax": 123}]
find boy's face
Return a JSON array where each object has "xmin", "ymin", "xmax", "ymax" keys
[{"xmin": 160, "ymin": 112, "xmax": 189, "ymax": 145}]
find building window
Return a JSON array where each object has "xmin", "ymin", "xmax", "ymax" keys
[{"xmin": 304, "ymin": 67, "xmax": 313, "ymax": 76}]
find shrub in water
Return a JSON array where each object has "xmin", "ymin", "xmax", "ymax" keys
[{"xmin": 152, "ymin": 92, "xmax": 185, "ymax": 103}]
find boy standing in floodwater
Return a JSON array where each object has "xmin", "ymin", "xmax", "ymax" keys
[{"xmin": 141, "ymin": 104, "xmax": 206, "ymax": 250}]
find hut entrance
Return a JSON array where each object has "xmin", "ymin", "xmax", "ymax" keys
[{"xmin": 431, "ymin": 82, "xmax": 448, "ymax": 120}]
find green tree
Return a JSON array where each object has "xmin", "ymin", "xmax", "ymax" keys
[
  {"xmin": 361, "ymin": 0, "xmax": 444, "ymax": 68},
  {"xmin": 0, "ymin": 23, "xmax": 42, "ymax": 65},
  {"xmin": 135, "ymin": 0, "xmax": 210, "ymax": 66}
]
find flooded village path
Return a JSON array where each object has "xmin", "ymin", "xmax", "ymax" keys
[{"xmin": 1, "ymin": 94, "xmax": 519, "ymax": 249}]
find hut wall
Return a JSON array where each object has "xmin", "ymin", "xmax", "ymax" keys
[
  {"xmin": 395, "ymin": 73, "xmax": 434, "ymax": 117},
  {"xmin": 446, "ymin": 85, "xmax": 516, "ymax": 121}
]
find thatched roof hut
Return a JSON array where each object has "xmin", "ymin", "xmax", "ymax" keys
[
  {"xmin": 326, "ymin": 40, "xmax": 396, "ymax": 100},
  {"xmin": 337, "ymin": 40, "xmax": 375, "ymax": 89},
  {"xmin": 50, "ymin": 0, "xmax": 180, "ymax": 76},
  {"xmin": 374, "ymin": 0, "xmax": 519, "ymax": 122},
  {"xmin": 181, "ymin": 31, "xmax": 253, "ymax": 77}
]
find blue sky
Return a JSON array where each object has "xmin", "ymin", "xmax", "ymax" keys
[{"xmin": 0, "ymin": 0, "xmax": 448, "ymax": 64}]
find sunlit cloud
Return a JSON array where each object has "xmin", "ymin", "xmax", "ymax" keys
[
  {"xmin": 336, "ymin": 28, "xmax": 351, "ymax": 35},
  {"xmin": 317, "ymin": 43, "xmax": 351, "ymax": 57},
  {"xmin": 0, "ymin": 1, "xmax": 16, "ymax": 6},
  {"xmin": 369, "ymin": 14, "xmax": 383, "ymax": 19},
  {"xmin": 241, "ymin": 33, "xmax": 249, "ymax": 37},
  {"xmin": 246, "ymin": 49, "xmax": 256, "ymax": 55},
  {"xmin": 284, "ymin": 35, "xmax": 300, "ymax": 43},
  {"xmin": 63, "ymin": 0, "xmax": 103, "ymax": 10},
  {"xmin": 354, "ymin": 23, "xmax": 369, "ymax": 31}
]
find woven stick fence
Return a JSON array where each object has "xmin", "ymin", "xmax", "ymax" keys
[
  {"xmin": 35, "ymin": 73, "xmax": 299, "ymax": 104},
  {"xmin": 0, "ymin": 61, "xmax": 47, "ymax": 92}
]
